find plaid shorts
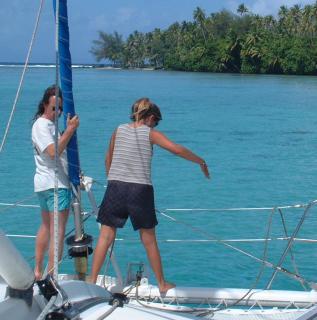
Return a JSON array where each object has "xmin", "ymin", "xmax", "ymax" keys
[{"xmin": 97, "ymin": 180, "xmax": 158, "ymax": 231}]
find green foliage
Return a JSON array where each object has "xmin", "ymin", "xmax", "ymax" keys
[
  {"xmin": 90, "ymin": 31, "xmax": 124, "ymax": 66},
  {"xmin": 90, "ymin": 3, "xmax": 317, "ymax": 75}
]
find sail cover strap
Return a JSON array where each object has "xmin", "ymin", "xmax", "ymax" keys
[{"xmin": 53, "ymin": 0, "xmax": 81, "ymax": 187}]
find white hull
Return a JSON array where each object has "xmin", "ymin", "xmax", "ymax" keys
[
  {"xmin": 0, "ymin": 272, "xmax": 316, "ymax": 320},
  {"xmin": 92, "ymin": 274, "xmax": 317, "ymax": 308},
  {"xmin": 127, "ymin": 285, "xmax": 317, "ymax": 308}
]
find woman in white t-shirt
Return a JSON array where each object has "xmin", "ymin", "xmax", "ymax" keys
[{"xmin": 32, "ymin": 85, "xmax": 79, "ymax": 280}]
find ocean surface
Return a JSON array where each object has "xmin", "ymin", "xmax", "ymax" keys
[{"xmin": 1, "ymin": 65, "xmax": 317, "ymax": 292}]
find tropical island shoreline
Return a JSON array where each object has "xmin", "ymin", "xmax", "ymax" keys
[{"xmin": 90, "ymin": 3, "xmax": 317, "ymax": 76}]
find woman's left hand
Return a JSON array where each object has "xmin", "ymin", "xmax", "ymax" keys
[{"xmin": 200, "ymin": 162, "xmax": 210, "ymax": 179}]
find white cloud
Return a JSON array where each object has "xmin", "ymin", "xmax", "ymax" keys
[
  {"xmin": 114, "ymin": 7, "xmax": 152, "ymax": 31},
  {"xmin": 115, "ymin": 7, "xmax": 138, "ymax": 24},
  {"xmin": 87, "ymin": 6, "xmax": 153, "ymax": 35},
  {"xmin": 249, "ymin": 0, "xmax": 315, "ymax": 16},
  {"xmin": 88, "ymin": 14, "xmax": 109, "ymax": 31},
  {"xmin": 224, "ymin": 0, "xmax": 315, "ymax": 16}
]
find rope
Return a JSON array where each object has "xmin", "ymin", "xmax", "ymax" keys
[
  {"xmin": 45, "ymin": 250, "xmax": 69, "ymax": 280},
  {"xmin": 53, "ymin": 0, "xmax": 61, "ymax": 281},
  {"xmin": 0, "ymin": 0, "xmax": 45, "ymax": 153}
]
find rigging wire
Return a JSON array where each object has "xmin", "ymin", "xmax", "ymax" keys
[
  {"xmin": 0, "ymin": 0, "xmax": 45, "ymax": 153},
  {"xmin": 102, "ymin": 240, "xmax": 116, "ymax": 288},
  {"xmin": 165, "ymin": 203, "xmax": 308, "ymax": 212},
  {"xmin": 0, "ymin": 197, "xmax": 312, "ymax": 214},
  {"xmin": 7, "ymin": 234, "xmax": 317, "ymax": 243},
  {"xmin": 27, "ymin": 212, "xmax": 92, "ymax": 264},
  {"xmin": 196, "ymin": 207, "xmax": 275, "ymax": 317},
  {"xmin": 278, "ymin": 208, "xmax": 307, "ymax": 290},
  {"xmin": 265, "ymin": 200, "xmax": 317, "ymax": 289},
  {"xmin": 131, "ymin": 208, "xmax": 275, "ymax": 316},
  {"xmin": 157, "ymin": 206, "xmax": 315, "ymax": 287},
  {"xmin": 0, "ymin": 194, "xmax": 38, "ymax": 214},
  {"xmin": 130, "ymin": 204, "xmax": 315, "ymax": 316}
]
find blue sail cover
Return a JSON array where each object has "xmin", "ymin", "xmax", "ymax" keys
[{"xmin": 53, "ymin": 0, "xmax": 80, "ymax": 186}]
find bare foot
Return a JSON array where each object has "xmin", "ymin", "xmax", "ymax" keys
[
  {"xmin": 85, "ymin": 275, "xmax": 94, "ymax": 283},
  {"xmin": 159, "ymin": 281, "xmax": 176, "ymax": 294}
]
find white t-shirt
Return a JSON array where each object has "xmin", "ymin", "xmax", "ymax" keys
[{"xmin": 32, "ymin": 117, "xmax": 69, "ymax": 192}]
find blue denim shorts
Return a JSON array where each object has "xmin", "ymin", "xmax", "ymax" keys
[{"xmin": 37, "ymin": 188, "xmax": 71, "ymax": 212}]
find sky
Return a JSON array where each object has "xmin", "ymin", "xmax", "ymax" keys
[{"xmin": 0, "ymin": 0, "xmax": 315, "ymax": 64}]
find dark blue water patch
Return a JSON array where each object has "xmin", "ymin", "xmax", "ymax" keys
[
  {"xmin": 278, "ymin": 140, "xmax": 304, "ymax": 147},
  {"xmin": 252, "ymin": 154, "xmax": 271, "ymax": 159},
  {"xmin": 161, "ymin": 129, "xmax": 182, "ymax": 135},
  {"xmin": 282, "ymin": 130, "xmax": 315, "ymax": 135},
  {"xmin": 194, "ymin": 129, "xmax": 220, "ymax": 134},
  {"xmin": 230, "ymin": 130, "xmax": 262, "ymax": 136},
  {"xmin": 234, "ymin": 166, "xmax": 271, "ymax": 173},
  {"xmin": 166, "ymin": 111, "xmax": 187, "ymax": 115},
  {"xmin": 265, "ymin": 117, "xmax": 291, "ymax": 122}
]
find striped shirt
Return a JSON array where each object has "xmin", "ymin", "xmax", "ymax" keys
[{"xmin": 108, "ymin": 124, "xmax": 153, "ymax": 185}]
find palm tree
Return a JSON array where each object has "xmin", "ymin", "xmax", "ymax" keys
[
  {"xmin": 277, "ymin": 5, "xmax": 289, "ymax": 34},
  {"xmin": 237, "ymin": 3, "xmax": 248, "ymax": 16},
  {"xmin": 302, "ymin": 3, "xmax": 317, "ymax": 40},
  {"xmin": 240, "ymin": 33, "xmax": 262, "ymax": 73},
  {"xmin": 124, "ymin": 31, "xmax": 146, "ymax": 68},
  {"xmin": 145, "ymin": 29, "xmax": 165, "ymax": 68},
  {"xmin": 90, "ymin": 31, "xmax": 124, "ymax": 66},
  {"xmin": 289, "ymin": 4, "xmax": 302, "ymax": 35},
  {"xmin": 263, "ymin": 15, "xmax": 276, "ymax": 31},
  {"xmin": 193, "ymin": 7, "xmax": 207, "ymax": 43}
]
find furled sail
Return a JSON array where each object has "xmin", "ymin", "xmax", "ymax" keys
[
  {"xmin": 53, "ymin": 1, "xmax": 92, "ymax": 281},
  {"xmin": 53, "ymin": 0, "xmax": 80, "ymax": 187}
]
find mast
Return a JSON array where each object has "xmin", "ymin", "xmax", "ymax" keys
[{"xmin": 53, "ymin": 0, "xmax": 92, "ymax": 280}]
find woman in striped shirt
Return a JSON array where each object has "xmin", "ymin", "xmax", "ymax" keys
[{"xmin": 90, "ymin": 98, "xmax": 210, "ymax": 293}]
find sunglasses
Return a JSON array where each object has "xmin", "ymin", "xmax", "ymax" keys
[
  {"xmin": 153, "ymin": 118, "xmax": 160, "ymax": 127},
  {"xmin": 52, "ymin": 106, "xmax": 63, "ymax": 112}
]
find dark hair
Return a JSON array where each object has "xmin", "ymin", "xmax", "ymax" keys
[
  {"xmin": 33, "ymin": 85, "xmax": 63, "ymax": 121},
  {"xmin": 130, "ymin": 97, "xmax": 162, "ymax": 122}
]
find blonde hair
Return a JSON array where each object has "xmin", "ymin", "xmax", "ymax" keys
[{"xmin": 130, "ymin": 97, "xmax": 162, "ymax": 122}]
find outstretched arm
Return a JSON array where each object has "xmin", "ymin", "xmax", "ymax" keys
[
  {"xmin": 105, "ymin": 129, "xmax": 117, "ymax": 176},
  {"xmin": 150, "ymin": 129, "xmax": 210, "ymax": 179}
]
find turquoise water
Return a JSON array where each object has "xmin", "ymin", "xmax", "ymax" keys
[{"xmin": 1, "ymin": 67, "xmax": 317, "ymax": 291}]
